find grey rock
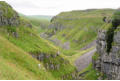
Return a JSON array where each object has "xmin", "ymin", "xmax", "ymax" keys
[
  {"xmin": 62, "ymin": 42, "xmax": 70, "ymax": 50},
  {"xmin": 93, "ymin": 29, "xmax": 120, "ymax": 80},
  {"xmin": 98, "ymin": 30, "xmax": 106, "ymax": 40},
  {"xmin": 50, "ymin": 64, "xmax": 54, "ymax": 70},
  {"xmin": 12, "ymin": 32, "xmax": 19, "ymax": 38},
  {"xmin": 50, "ymin": 38, "xmax": 70, "ymax": 50},
  {"xmin": 38, "ymin": 54, "xmax": 44, "ymax": 61},
  {"xmin": 114, "ymin": 32, "xmax": 120, "ymax": 44}
]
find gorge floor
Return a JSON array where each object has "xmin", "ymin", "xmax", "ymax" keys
[{"xmin": 74, "ymin": 48, "xmax": 96, "ymax": 72}]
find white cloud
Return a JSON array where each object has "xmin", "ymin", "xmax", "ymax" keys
[{"xmin": 2, "ymin": 0, "xmax": 120, "ymax": 15}]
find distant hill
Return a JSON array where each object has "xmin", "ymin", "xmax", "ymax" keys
[{"xmin": 27, "ymin": 15, "xmax": 53, "ymax": 20}]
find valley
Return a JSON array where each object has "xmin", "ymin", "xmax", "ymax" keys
[{"xmin": 1, "ymin": 1, "xmax": 120, "ymax": 80}]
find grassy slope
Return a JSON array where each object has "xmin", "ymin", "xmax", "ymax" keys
[
  {"xmin": 0, "ymin": 20, "xmax": 76, "ymax": 80},
  {"xmin": 0, "ymin": 2, "xmax": 76, "ymax": 80},
  {"xmin": 79, "ymin": 64, "xmax": 100, "ymax": 80},
  {"xmin": 23, "ymin": 9, "xmax": 115, "ymax": 80},
  {"xmin": 0, "ymin": 1, "xmax": 115, "ymax": 79},
  {"xmin": 0, "ymin": 35, "xmax": 54, "ymax": 80},
  {"xmin": 49, "ymin": 9, "xmax": 115, "ymax": 55},
  {"xmin": 0, "ymin": 25, "xmax": 58, "ymax": 55}
]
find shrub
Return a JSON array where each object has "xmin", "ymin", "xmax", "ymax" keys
[
  {"xmin": 112, "ymin": 9, "xmax": 120, "ymax": 27},
  {"xmin": 106, "ymin": 26, "xmax": 114, "ymax": 53},
  {"xmin": 106, "ymin": 9, "xmax": 120, "ymax": 53},
  {"xmin": 7, "ymin": 26, "xmax": 16, "ymax": 33}
]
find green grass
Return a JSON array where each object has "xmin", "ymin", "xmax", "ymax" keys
[
  {"xmin": 0, "ymin": 14, "xmax": 76, "ymax": 80},
  {"xmin": 0, "ymin": 22, "xmax": 77, "ymax": 80},
  {"xmin": 0, "ymin": 35, "xmax": 55, "ymax": 80},
  {"xmin": 28, "ymin": 18, "xmax": 50, "ymax": 34},
  {"xmin": 79, "ymin": 63, "xmax": 107, "ymax": 80},
  {"xmin": 45, "ymin": 56, "xmax": 76, "ymax": 79},
  {"xmin": 0, "ymin": 1, "xmax": 17, "ymax": 18},
  {"xmin": 0, "ymin": 25, "xmax": 58, "ymax": 54},
  {"xmin": 19, "ymin": 14, "xmax": 51, "ymax": 35},
  {"xmin": 47, "ymin": 9, "xmax": 115, "ymax": 56},
  {"xmin": 0, "ymin": 2, "xmax": 116, "ymax": 79},
  {"xmin": 66, "ymin": 46, "xmax": 95, "ymax": 64},
  {"xmin": 92, "ymin": 52, "xmax": 100, "ymax": 61},
  {"xmin": 79, "ymin": 64, "xmax": 100, "ymax": 80}
]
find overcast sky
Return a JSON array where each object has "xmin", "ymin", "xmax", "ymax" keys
[{"xmin": 3, "ymin": 0, "xmax": 120, "ymax": 16}]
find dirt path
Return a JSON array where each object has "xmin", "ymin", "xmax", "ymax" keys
[{"xmin": 74, "ymin": 48, "xmax": 96, "ymax": 72}]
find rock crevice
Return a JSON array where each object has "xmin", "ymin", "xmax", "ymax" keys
[{"xmin": 93, "ymin": 28, "xmax": 120, "ymax": 79}]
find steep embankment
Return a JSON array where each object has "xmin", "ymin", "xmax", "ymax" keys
[
  {"xmin": 45, "ymin": 9, "xmax": 115, "ymax": 56},
  {"xmin": 0, "ymin": 35, "xmax": 55, "ymax": 80},
  {"xmin": 92, "ymin": 9, "xmax": 120, "ymax": 80},
  {"xmin": 0, "ymin": 1, "xmax": 77, "ymax": 80}
]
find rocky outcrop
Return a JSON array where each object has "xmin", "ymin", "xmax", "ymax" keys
[
  {"xmin": 30, "ymin": 53, "xmax": 61, "ymax": 70},
  {"xmin": 30, "ymin": 52, "xmax": 79, "ymax": 79},
  {"xmin": 62, "ymin": 71, "xmax": 79, "ymax": 80},
  {"xmin": 0, "ymin": 1, "xmax": 33, "ymax": 39},
  {"xmin": 0, "ymin": 1, "xmax": 20, "ymax": 26},
  {"xmin": 49, "ymin": 38, "xmax": 70, "ymax": 50},
  {"xmin": 93, "ymin": 28, "xmax": 120, "ymax": 80},
  {"xmin": 48, "ymin": 22, "xmax": 65, "ymax": 34}
]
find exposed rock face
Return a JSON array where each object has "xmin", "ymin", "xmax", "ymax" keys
[
  {"xmin": 30, "ymin": 52, "xmax": 79, "ymax": 79},
  {"xmin": 49, "ymin": 38, "xmax": 70, "ymax": 50},
  {"xmin": 0, "ymin": 1, "xmax": 20, "ymax": 26},
  {"xmin": 49, "ymin": 22, "xmax": 64, "ymax": 31},
  {"xmin": 30, "ymin": 52, "xmax": 69, "ymax": 70},
  {"xmin": 93, "ymin": 28, "xmax": 120, "ymax": 80}
]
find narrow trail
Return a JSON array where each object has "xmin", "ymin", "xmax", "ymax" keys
[{"xmin": 74, "ymin": 48, "xmax": 96, "ymax": 72}]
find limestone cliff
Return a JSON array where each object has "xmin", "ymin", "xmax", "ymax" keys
[
  {"xmin": 93, "ymin": 10, "xmax": 120, "ymax": 80},
  {"xmin": 0, "ymin": 1, "xmax": 20, "ymax": 26}
]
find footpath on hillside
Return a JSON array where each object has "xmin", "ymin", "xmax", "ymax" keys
[{"xmin": 74, "ymin": 48, "xmax": 96, "ymax": 72}]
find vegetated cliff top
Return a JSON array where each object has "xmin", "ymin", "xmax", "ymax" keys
[
  {"xmin": 92, "ymin": 9, "xmax": 120, "ymax": 80},
  {"xmin": 0, "ymin": 1, "xmax": 55, "ymax": 79},
  {"xmin": 53, "ymin": 9, "xmax": 115, "ymax": 19},
  {"xmin": 0, "ymin": 1, "xmax": 20, "ymax": 26},
  {"xmin": 0, "ymin": 1, "xmax": 18, "ymax": 18},
  {"xmin": 49, "ymin": 8, "xmax": 115, "ymax": 54},
  {"xmin": 0, "ymin": 1, "xmax": 58, "ymax": 55}
]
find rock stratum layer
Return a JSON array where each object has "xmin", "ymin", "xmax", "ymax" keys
[{"xmin": 93, "ymin": 26, "xmax": 120, "ymax": 79}]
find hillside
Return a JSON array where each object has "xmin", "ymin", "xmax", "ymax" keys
[
  {"xmin": 0, "ymin": 1, "xmax": 77, "ymax": 80},
  {"xmin": 0, "ymin": 35, "xmax": 55, "ymax": 80},
  {"xmin": 1, "ymin": 1, "xmax": 119, "ymax": 80},
  {"xmin": 43, "ymin": 9, "xmax": 115, "ymax": 56},
  {"xmin": 92, "ymin": 9, "xmax": 120, "ymax": 80},
  {"xmin": 27, "ymin": 15, "xmax": 52, "ymax": 20}
]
